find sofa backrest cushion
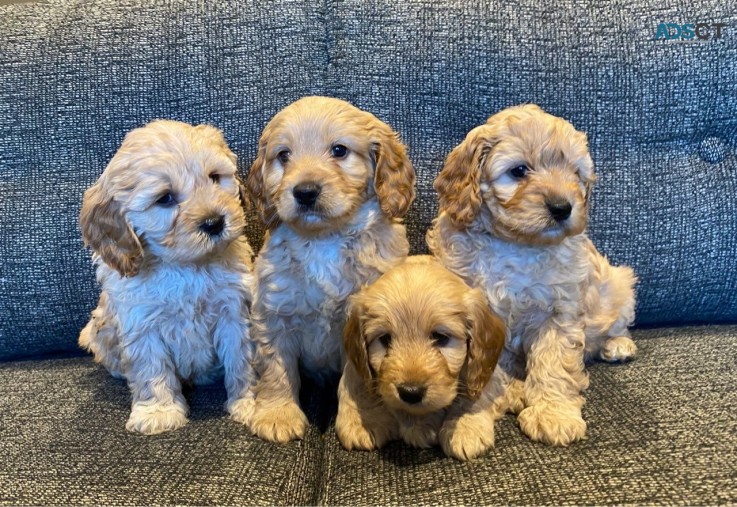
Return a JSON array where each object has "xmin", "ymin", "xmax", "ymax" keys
[{"xmin": 1, "ymin": 0, "xmax": 735, "ymax": 359}]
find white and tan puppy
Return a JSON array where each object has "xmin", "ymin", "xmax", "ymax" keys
[
  {"xmin": 245, "ymin": 96, "xmax": 416, "ymax": 443},
  {"xmin": 336, "ymin": 256, "xmax": 506, "ymax": 460},
  {"xmin": 427, "ymin": 104, "xmax": 637, "ymax": 446},
  {"xmin": 79, "ymin": 120, "xmax": 254, "ymax": 435}
]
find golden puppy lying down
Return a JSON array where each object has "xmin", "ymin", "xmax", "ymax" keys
[{"xmin": 336, "ymin": 256, "xmax": 506, "ymax": 460}]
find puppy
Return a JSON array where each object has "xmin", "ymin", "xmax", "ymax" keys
[
  {"xmin": 336, "ymin": 256, "xmax": 506, "ymax": 460},
  {"xmin": 427, "ymin": 104, "xmax": 637, "ymax": 446},
  {"xmin": 79, "ymin": 120, "xmax": 255, "ymax": 435},
  {"xmin": 244, "ymin": 96, "xmax": 416, "ymax": 443}
]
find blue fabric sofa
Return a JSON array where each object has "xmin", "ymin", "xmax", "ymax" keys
[{"xmin": 1, "ymin": 0, "xmax": 735, "ymax": 504}]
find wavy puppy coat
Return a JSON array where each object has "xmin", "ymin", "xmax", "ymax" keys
[
  {"xmin": 336, "ymin": 256, "xmax": 506, "ymax": 460},
  {"xmin": 427, "ymin": 104, "xmax": 637, "ymax": 446},
  {"xmin": 245, "ymin": 96, "xmax": 416, "ymax": 443},
  {"xmin": 79, "ymin": 120, "xmax": 255, "ymax": 435}
]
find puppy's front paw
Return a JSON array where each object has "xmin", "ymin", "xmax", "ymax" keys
[
  {"xmin": 599, "ymin": 336, "xmax": 637, "ymax": 363},
  {"xmin": 249, "ymin": 401, "xmax": 308, "ymax": 443},
  {"xmin": 336, "ymin": 416, "xmax": 386, "ymax": 451},
  {"xmin": 126, "ymin": 402, "xmax": 188, "ymax": 435},
  {"xmin": 336, "ymin": 403, "xmax": 397, "ymax": 451},
  {"xmin": 227, "ymin": 396, "xmax": 255, "ymax": 426},
  {"xmin": 518, "ymin": 403, "xmax": 586, "ymax": 446},
  {"xmin": 440, "ymin": 411, "xmax": 495, "ymax": 461}
]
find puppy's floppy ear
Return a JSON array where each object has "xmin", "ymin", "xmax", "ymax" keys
[
  {"xmin": 246, "ymin": 142, "xmax": 279, "ymax": 228},
  {"xmin": 236, "ymin": 174, "xmax": 250, "ymax": 209},
  {"xmin": 79, "ymin": 180, "xmax": 143, "ymax": 277},
  {"xmin": 434, "ymin": 126, "xmax": 489, "ymax": 228},
  {"xmin": 578, "ymin": 135, "xmax": 597, "ymax": 206},
  {"xmin": 462, "ymin": 288, "xmax": 506, "ymax": 400},
  {"xmin": 370, "ymin": 121, "xmax": 416, "ymax": 219},
  {"xmin": 343, "ymin": 297, "xmax": 373, "ymax": 384}
]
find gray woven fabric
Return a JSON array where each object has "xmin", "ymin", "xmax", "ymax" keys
[
  {"xmin": 1, "ymin": 326, "xmax": 735, "ymax": 506},
  {"xmin": 325, "ymin": 0, "xmax": 737, "ymax": 327},
  {"xmin": 0, "ymin": 0, "xmax": 327, "ymax": 359},
  {"xmin": 1, "ymin": 1, "xmax": 736, "ymax": 349},
  {"xmin": 0, "ymin": 355, "xmax": 325, "ymax": 506},
  {"xmin": 318, "ymin": 325, "xmax": 737, "ymax": 506}
]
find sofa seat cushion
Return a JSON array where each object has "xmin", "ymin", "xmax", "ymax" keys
[
  {"xmin": 317, "ymin": 325, "xmax": 737, "ymax": 505},
  {"xmin": 2, "ymin": 325, "xmax": 736, "ymax": 505},
  {"xmin": 0, "ymin": 356, "xmax": 324, "ymax": 506}
]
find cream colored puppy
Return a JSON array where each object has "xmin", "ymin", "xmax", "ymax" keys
[
  {"xmin": 79, "ymin": 120, "xmax": 254, "ymax": 435},
  {"xmin": 336, "ymin": 256, "xmax": 506, "ymax": 460},
  {"xmin": 427, "ymin": 104, "xmax": 637, "ymax": 446},
  {"xmin": 244, "ymin": 96, "xmax": 416, "ymax": 443}
]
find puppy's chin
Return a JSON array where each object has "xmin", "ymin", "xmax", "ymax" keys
[
  {"xmin": 281, "ymin": 204, "xmax": 360, "ymax": 235},
  {"xmin": 286, "ymin": 210, "xmax": 343, "ymax": 235}
]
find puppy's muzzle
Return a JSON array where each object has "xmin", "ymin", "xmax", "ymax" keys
[
  {"xmin": 293, "ymin": 182, "xmax": 321, "ymax": 209},
  {"xmin": 199, "ymin": 214, "xmax": 225, "ymax": 237},
  {"xmin": 545, "ymin": 198, "xmax": 572, "ymax": 222},
  {"xmin": 396, "ymin": 383, "xmax": 426, "ymax": 405}
]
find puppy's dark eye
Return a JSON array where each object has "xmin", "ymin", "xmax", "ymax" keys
[
  {"xmin": 432, "ymin": 332, "xmax": 451, "ymax": 347},
  {"xmin": 277, "ymin": 150, "xmax": 290, "ymax": 165},
  {"xmin": 509, "ymin": 165, "xmax": 528, "ymax": 179},
  {"xmin": 209, "ymin": 173, "xmax": 221, "ymax": 184},
  {"xmin": 331, "ymin": 144, "xmax": 349, "ymax": 159},
  {"xmin": 156, "ymin": 192, "xmax": 176, "ymax": 207},
  {"xmin": 378, "ymin": 334, "xmax": 392, "ymax": 348}
]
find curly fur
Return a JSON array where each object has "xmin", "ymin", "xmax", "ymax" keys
[
  {"xmin": 245, "ymin": 96, "xmax": 415, "ymax": 443},
  {"xmin": 335, "ymin": 256, "xmax": 506, "ymax": 460},
  {"xmin": 427, "ymin": 104, "xmax": 637, "ymax": 446},
  {"xmin": 78, "ymin": 120, "xmax": 255, "ymax": 435}
]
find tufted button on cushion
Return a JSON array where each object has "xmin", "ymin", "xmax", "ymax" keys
[{"xmin": 698, "ymin": 136, "xmax": 729, "ymax": 164}]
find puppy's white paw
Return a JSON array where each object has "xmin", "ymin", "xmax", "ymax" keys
[
  {"xmin": 249, "ymin": 401, "xmax": 308, "ymax": 443},
  {"xmin": 599, "ymin": 336, "xmax": 637, "ymax": 362},
  {"xmin": 440, "ymin": 412, "xmax": 495, "ymax": 461},
  {"xmin": 227, "ymin": 396, "xmax": 255, "ymax": 426},
  {"xmin": 504, "ymin": 378, "xmax": 526, "ymax": 414},
  {"xmin": 126, "ymin": 402, "xmax": 188, "ymax": 435},
  {"xmin": 518, "ymin": 403, "xmax": 586, "ymax": 446},
  {"xmin": 401, "ymin": 423, "xmax": 439, "ymax": 449}
]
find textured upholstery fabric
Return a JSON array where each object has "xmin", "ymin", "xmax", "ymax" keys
[
  {"xmin": 0, "ymin": 0, "xmax": 327, "ymax": 359},
  {"xmin": 1, "ymin": 0, "xmax": 736, "ymax": 359},
  {"xmin": 0, "ymin": 355, "xmax": 326, "ymax": 506},
  {"xmin": 325, "ymin": 0, "xmax": 737, "ymax": 327},
  {"xmin": 2, "ymin": 326, "xmax": 736, "ymax": 505}
]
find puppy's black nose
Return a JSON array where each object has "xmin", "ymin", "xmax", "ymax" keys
[
  {"xmin": 546, "ymin": 199, "xmax": 572, "ymax": 222},
  {"xmin": 200, "ymin": 215, "xmax": 225, "ymax": 236},
  {"xmin": 397, "ymin": 383, "xmax": 426, "ymax": 405},
  {"xmin": 293, "ymin": 183, "xmax": 321, "ymax": 208}
]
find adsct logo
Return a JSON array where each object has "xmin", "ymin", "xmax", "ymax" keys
[{"xmin": 654, "ymin": 22, "xmax": 727, "ymax": 41}]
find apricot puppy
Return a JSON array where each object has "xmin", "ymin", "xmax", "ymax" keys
[
  {"xmin": 427, "ymin": 104, "xmax": 637, "ymax": 446},
  {"xmin": 79, "ymin": 120, "xmax": 254, "ymax": 435},
  {"xmin": 245, "ymin": 96, "xmax": 415, "ymax": 443},
  {"xmin": 336, "ymin": 256, "xmax": 506, "ymax": 460}
]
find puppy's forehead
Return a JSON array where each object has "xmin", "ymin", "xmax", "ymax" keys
[
  {"xmin": 487, "ymin": 112, "xmax": 590, "ymax": 171},
  {"xmin": 361, "ymin": 262, "xmax": 470, "ymax": 336},
  {"xmin": 267, "ymin": 102, "xmax": 372, "ymax": 153},
  {"xmin": 121, "ymin": 129, "xmax": 235, "ymax": 180}
]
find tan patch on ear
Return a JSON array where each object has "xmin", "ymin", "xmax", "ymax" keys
[
  {"xmin": 80, "ymin": 182, "xmax": 143, "ymax": 277},
  {"xmin": 434, "ymin": 127, "xmax": 488, "ymax": 227},
  {"xmin": 343, "ymin": 300, "xmax": 373, "ymax": 384},
  {"xmin": 372, "ymin": 123, "xmax": 416, "ymax": 219},
  {"xmin": 463, "ymin": 288, "xmax": 505, "ymax": 400},
  {"xmin": 246, "ymin": 146, "xmax": 280, "ymax": 229}
]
